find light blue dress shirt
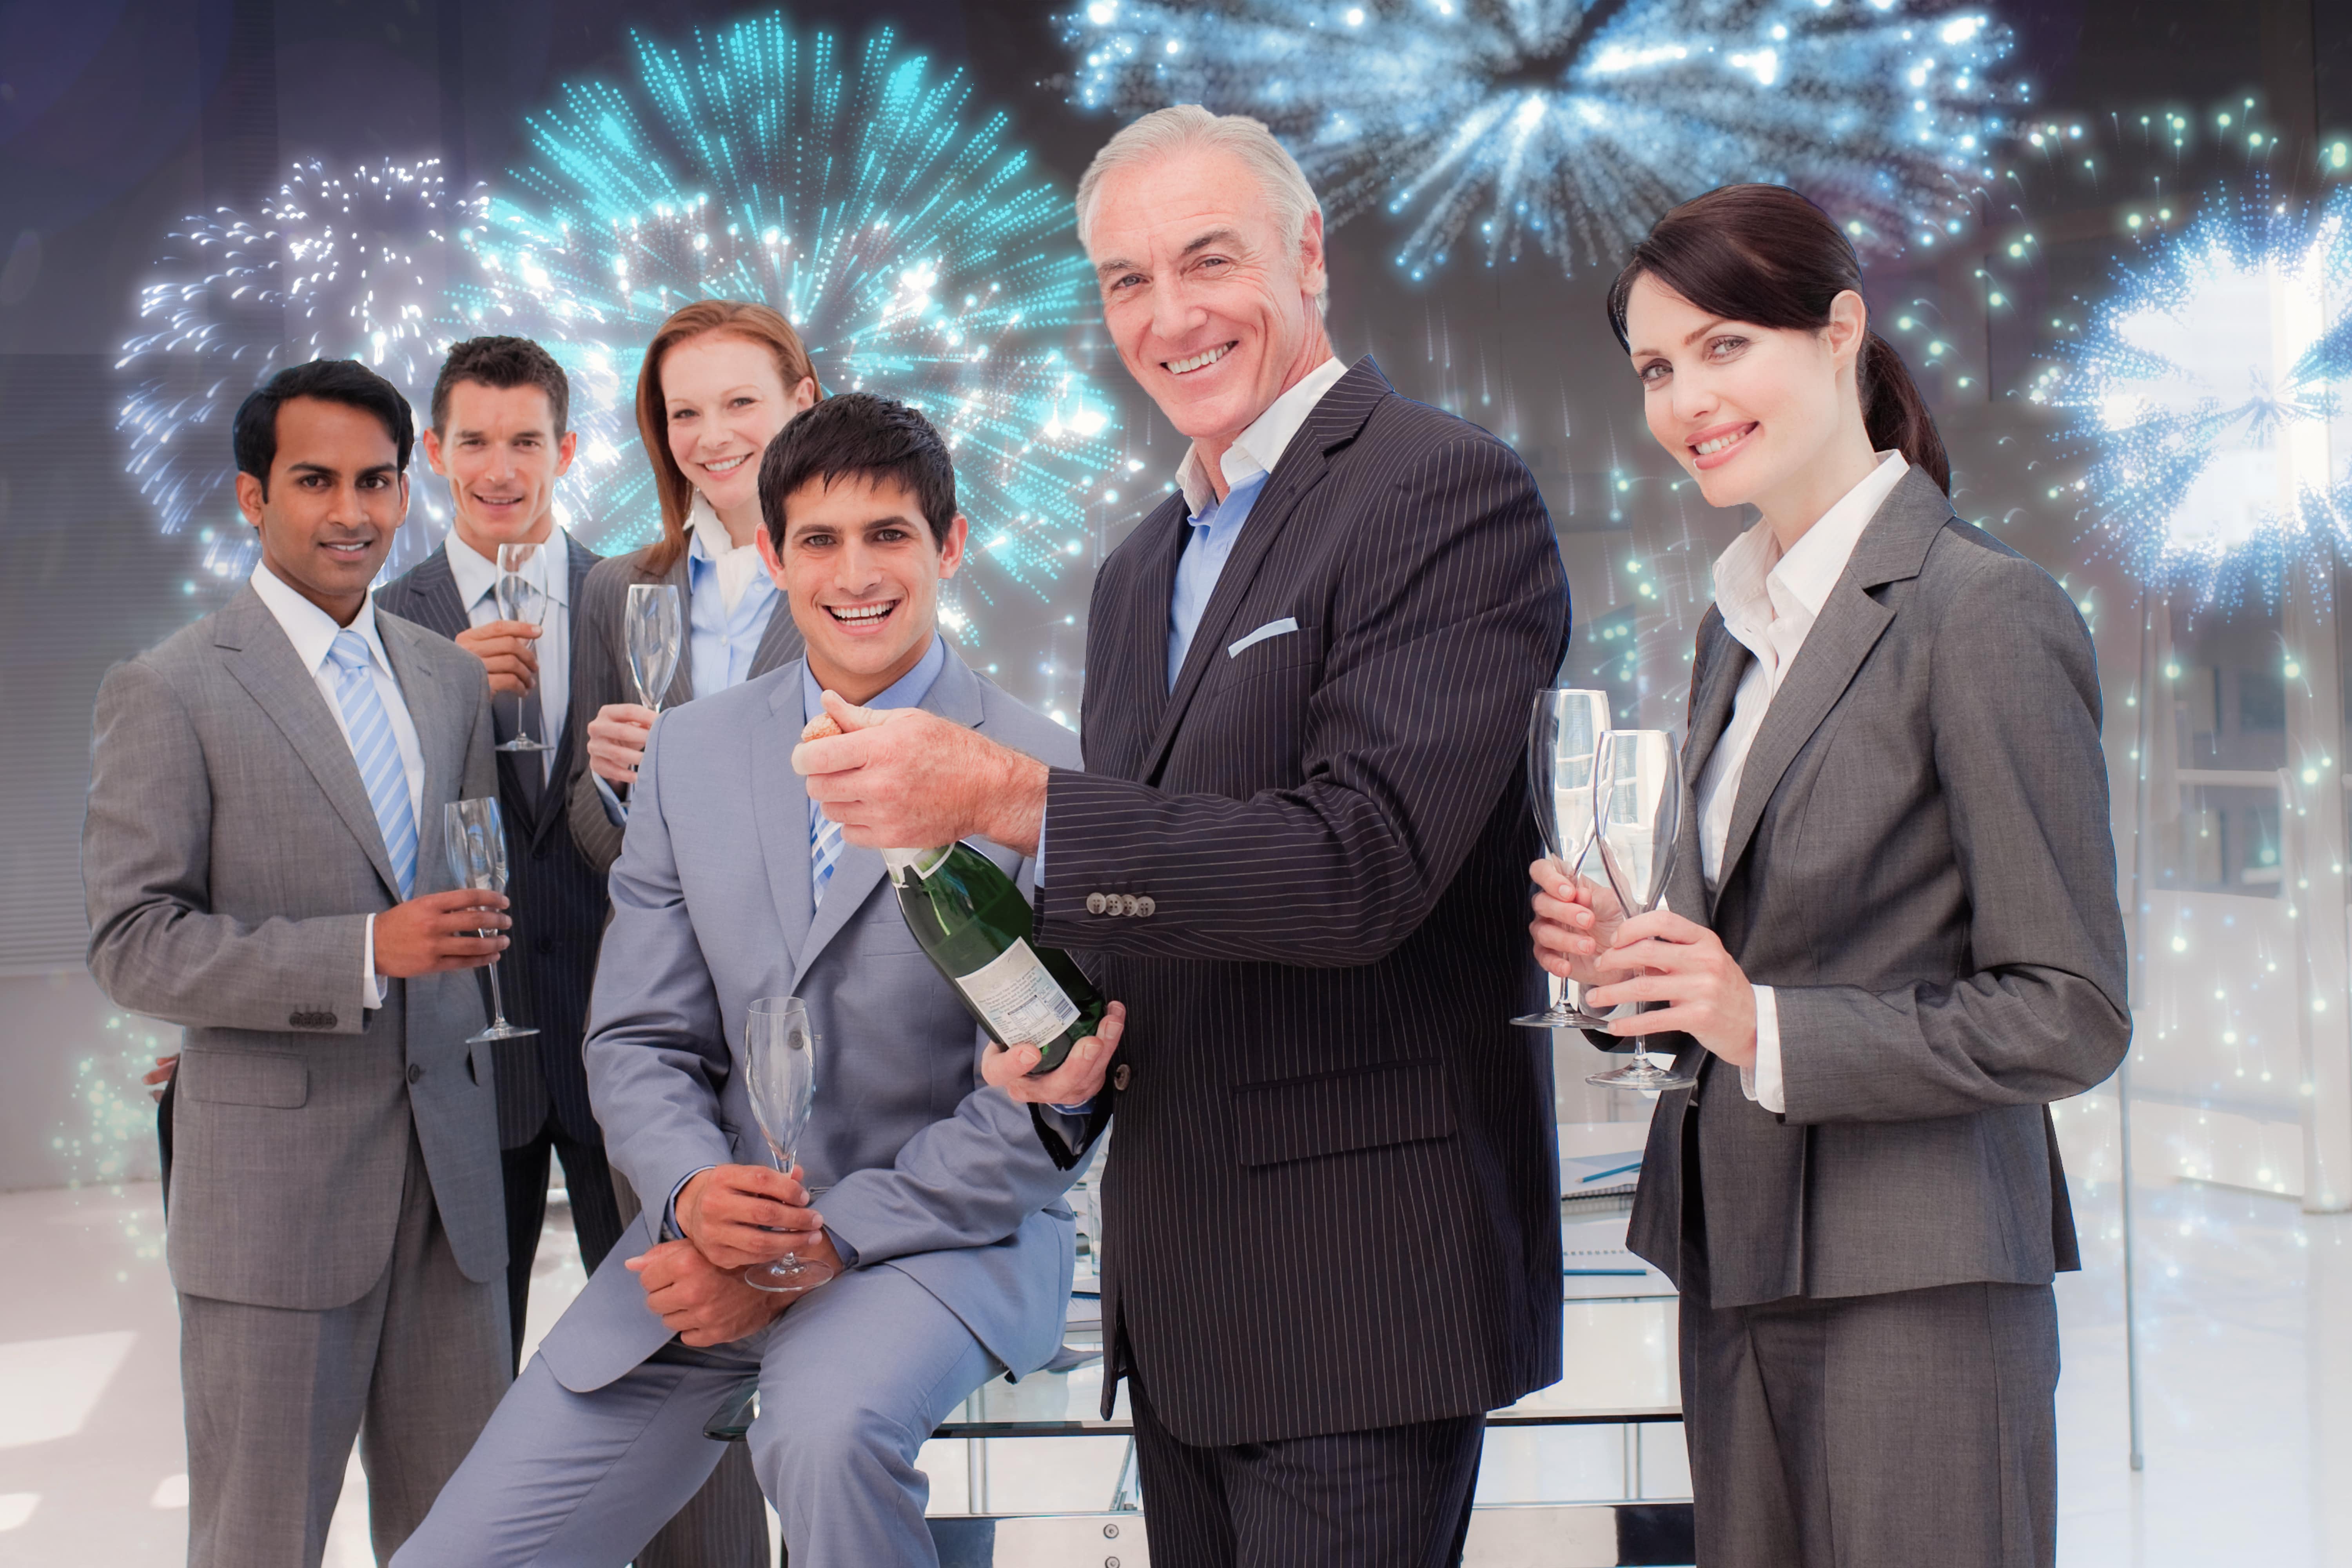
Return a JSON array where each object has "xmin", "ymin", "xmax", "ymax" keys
[
  {"xmin": 1166, "ymin": 470, "xmax": 1274, "ymax": 690},
  {"xmin": 686, "ymin": 526, "xmax": 783, "ymax": 698}
]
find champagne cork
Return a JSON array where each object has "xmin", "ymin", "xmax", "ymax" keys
[{"xmin": 800, "ymin": 712, "xmax": 843, "ymax": 742}]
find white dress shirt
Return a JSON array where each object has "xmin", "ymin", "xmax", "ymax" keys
[
  {"xmin": 443, "ymin": 528, "xmax": 570, "ymax": 786},
  {"xmin": 1694, "ymin": 448, "xmax": 1910, "ymax": 1112},
  {"xmin": 249, "ymin": 561, "xmax": 426, "ymax": 1008}
]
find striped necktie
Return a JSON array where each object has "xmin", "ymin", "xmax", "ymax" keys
[
  {"xmin": 809, "ymin": 800, "xmax": 846, "ymax": 902},
  {"xmin": 327, "ymin": 630, "xmax": 419, "ymax": 898}
]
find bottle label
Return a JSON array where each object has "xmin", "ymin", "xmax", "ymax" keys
[{"xmin": 955, "ymin": 938, "xmax": 1082, "ymax": 1048}]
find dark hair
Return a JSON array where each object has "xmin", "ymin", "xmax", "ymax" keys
[
  {"xmin": 232, "ymin": 359, "xmax": 416, "ymax": 494},
  {"xmin": 759, "ymin": 392, "xmax": 958, "ymax": 552},
  {"xmin": 1605, "ymin": 184, "xmax": 1949, "ymax": 494},
  {"xmin": 431, "ymin": 336, "xmax": 571, "ymax": 437},
  {"xmin": 636, "ymin": 299, "xmax": 824, "ymax": 575}
]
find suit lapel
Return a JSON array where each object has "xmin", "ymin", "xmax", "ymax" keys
[
  {"xmin": 378, "ymin": 612, "xmax": 455, "ymax": 881},
  {"xmin": 748, "ymin": 581, "xmax": 807, "ymax": 681},
  {"xmin": 664, "ymin": 552, "xmax": 698, "ymax": 708},
  {"xmin": 753, "ymin": 670, "xmax": 818, "ymax": 968},
  {"xmin": 528, "ymin": 534, "xmax": 603, "ymax": 850},
  {"xmin": 214, "ymin": 587, "xmax": 405, "ymax": 901},
  {"xmin": 1125, "ymin": 498, "xmax": 1191, "ymax": 749},
  {"xmin": 1710, "ymin": 469, "xmax": 1952, "ymax": 907},
  {"xmin": 789, "ymin": 652, "xmax": 989, "ymax": 991},
  {"xmin": 1140, "ymin": 357, "xmax": 1391, "ymax": 781},
  {"xmin": 1666, "ymin": 612, "xmax": 1742, "ymax": 920}
]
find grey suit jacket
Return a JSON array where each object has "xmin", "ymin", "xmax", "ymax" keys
[
  {"xmin": 83, "ymin": 583, "xmax": 506, "ymax": 1310},
  {"xmin": 564, "ymin": 543, "xmax": 806, "ymax": 877},
  {"xmin": 1626, "ymin": 467, "xmax": 2131, "ymax": 1308},
  {"xmin": 540, "ymin": 648, "xmax": 1087, "ymax": 1393}
]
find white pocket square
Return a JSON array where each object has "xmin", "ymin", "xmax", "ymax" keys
[{"xmin": 1227, "ymin": 617, "xmax": 1300, "ymax": 658}]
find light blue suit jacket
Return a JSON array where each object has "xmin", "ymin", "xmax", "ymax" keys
[{"xmin": 541, "ymin": 648, "xmax": 1088, "ymax": 1392}]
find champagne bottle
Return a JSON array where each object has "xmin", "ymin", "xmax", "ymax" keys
[{"xmin": 882, "ymin": 844, "xmax": 1108, "ymax": 1075}]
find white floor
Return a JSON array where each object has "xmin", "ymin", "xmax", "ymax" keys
[{"xmin": 2, "ymin": 1084, "xmax": 2347, "ymax": 1564}]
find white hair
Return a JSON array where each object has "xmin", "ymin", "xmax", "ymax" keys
[{"xmin": 1076, "ymin": 104, "xmax": 1328, "ymax": 315}]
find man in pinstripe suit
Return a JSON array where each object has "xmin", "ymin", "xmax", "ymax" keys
[{"xmin": 796, "ymin": 107, "xmax": 1570, "ymax": 1567}]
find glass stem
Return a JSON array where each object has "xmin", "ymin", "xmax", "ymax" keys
[{"xmin": 485, "ymin": 954, "xmax": 510, "ymax": 1027}]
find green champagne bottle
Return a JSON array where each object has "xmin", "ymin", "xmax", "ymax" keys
[{"xmin": 882, "ymin": 844, "xmax": 1109, "ymax": 1075}]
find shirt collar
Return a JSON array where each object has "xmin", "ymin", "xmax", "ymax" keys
[
  {"xmin": 800, "ymin": 633, "xmax": 949, "ymax": 723},
  {"xmin": 1174, "ymin": 355, "xmax": 1350, "ymax": 517},
  {"xmin": 1712, "ymin": 449, "xmax": 1910, "ymax": 636},
  {"xmin": 688, "ymin": 495, "xmax": 754, "ymax": 564},
  {"xmin": 249, "ymin": 559, "xmax": 394, "ymax": 679},
  {"xmin": 444, "ymin": 528, "xmax": 570, "ymax": 612}
]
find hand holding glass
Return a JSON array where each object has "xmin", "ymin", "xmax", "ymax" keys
[
  {"xmin": 626, "ymin": 583, "xmax": 684, "ymax": 711},
  {"xmin": 742, "ymin": 997, "xmax": 837, "ymax": 1294},
  {"xmin": 494, "ymin": 543, "xmax": 552, "ymax": 752},
  {"xmin": 442, "ymin": 798, "xmax": 537, "ymax": 1044},
  {"xmin": 1584, "ymin": 729, "xmax": 1698, "ymax": 1091},
  {"xmin": 1513, "ymin": 687, "xmax": 1615, "ymax": 1029}
]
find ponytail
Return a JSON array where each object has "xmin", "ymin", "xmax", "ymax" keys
[
  {"xmin": 1609, "ymin": 184, "xmax": 1952, "ymax": 495},
  {"xmin": 1859, "ymin": 332, "xmax": 1950, "ymax": 494}
]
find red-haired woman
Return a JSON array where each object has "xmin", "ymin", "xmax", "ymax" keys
[{"xmin": 1531, "ymin": 185, "xmax": 2127, "ymax": 1567}]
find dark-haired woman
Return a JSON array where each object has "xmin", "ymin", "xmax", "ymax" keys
[
  {"xmin": 1531, "ymin": 185, "xmax": 2126, "ymax": 1566},
  {"xmin": 568, "ymin": 299, "xmax": 822, "ymax": 877}
]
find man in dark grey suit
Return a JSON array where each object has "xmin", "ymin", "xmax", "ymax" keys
[
  {"xmin": 84, "ymin": 359, "xmax": 514, "ymax": 1566},
  {"xmin": 377, "ymin": 336, "xmax": 625, "ymax": 1368},
  {"xmin": 795, "ymin": 109, "xmax": 1569, "ymax": 1566}
]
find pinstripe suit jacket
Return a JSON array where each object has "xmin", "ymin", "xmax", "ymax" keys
[
  {"xmin": 1034, "ymin": 358, "xmax": 1571, "ymax": 1446},
  {"xmin": 563, "ymin": 541, "xmax": 806, "ymax": 877},
  {"xmin": 378, "ymin": 533, "xmax": 610, "ymax": 1150}
]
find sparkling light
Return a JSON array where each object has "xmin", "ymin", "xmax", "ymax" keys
[
  {"xmin": 2031, "ymin": 186, "xmax": 2352, "ymax": 605},
  {"xmin": 1062, "ymin": 0, "xmax": 2020, "ymax": 279},
  {"xmin": 452, "ymin": 16, "xmax": 1119, "ymax": 598},
  {"xmin": 116, "ymin": 159, "xmax": 482, "ymax": 582}
]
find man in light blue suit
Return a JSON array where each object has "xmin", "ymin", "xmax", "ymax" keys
[{"xmin": 396, "ymin": 394, "xmax": 1108, "ymax": 1568}]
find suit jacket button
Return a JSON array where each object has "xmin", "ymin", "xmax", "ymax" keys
[
  {"xmin": 1086, "ymin": 893, "xmax": 1108, "ymax": 916},
  {"xmin": 1112, "ymin": 1063, "xmax": 1132, "ymax": 1092},
  {"xmin": 537, "ymin": 938, "xmax": 556, "ymax": 955},
  {"xmin": 407, "ymin": 1063, "xmax": 424, "ymax": 1084},
  {"xmin": 318, "ymin": 1012, "xmax": 336, "ymax": 1028},
  {"xmin": 1119, "ymin": 894, "xmax": 1142, "ymax": 916},
  {"xmin": 288, "ymin": 1012, "xmax": 304, "ymax": 1027},
  {"xmin": 1134, "ymin": 896, "xmax": 1156, "ymax": 917}
]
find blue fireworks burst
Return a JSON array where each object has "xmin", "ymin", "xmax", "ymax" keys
[
  {"xmin": 1063, "ymin": 0, "xmax": 2020, "ymax": 279},
  {"xmin": 450, "ymin": 16, "xmax": 1119, "ymax": 603},
  {"xmin": 116, "ymin": 158, "xmax": 481, "ymax": 582},
  {"xmin": 2030, "ymin": 187, "xmax": 2352, "ymax": 606}
]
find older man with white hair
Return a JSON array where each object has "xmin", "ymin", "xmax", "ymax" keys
[{"xmin": 795, "ymin": 105, "xmax": 1571, "ymax": 1566}]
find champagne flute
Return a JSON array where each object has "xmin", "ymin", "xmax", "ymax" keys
[
  {"xmin": 742, "ymin": 996, "xmax": 836, "ymax": 1294},
  {"xmin": 494, "ymin": 542, "xmax": 552, "ymax": 752},
  {"xmin": 1584, "ymin": 729, "xmax": 1698, "ymax": 1091},
  {"xmin": 1513, "ymin": 687, "xmax": 1614, "ymax": 1029},
  {"xmin": 443, "ymin": 798, "xmax": 537, "ymax": 1044},
  {"xmin": 625, "ymin": 583, "xmax": 684, "ymax": 711}
]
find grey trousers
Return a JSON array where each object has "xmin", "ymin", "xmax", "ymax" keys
[
  {"xmin": 178, "ymin": 1131, "xmax": 510, "ymax": 1568},
  {"xmin": 391, "ymin": 1260, "xmax": 998, "ymax": 1568},
  {"xmin": 1678, "ymin": 1236, "xmax": 2059, "ymax": 1568}
]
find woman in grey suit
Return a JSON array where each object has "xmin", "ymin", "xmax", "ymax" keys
[
  {"xmin": 568, "ymin": 299, "xmax": 823, "ymax": 877},
  {"xmin": 1530, "ymin": 185, "xmax": 2128, "ymax": 1568}
]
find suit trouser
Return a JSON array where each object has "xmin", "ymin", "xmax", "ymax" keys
[
  {"xmin": 178, "ymin": 1129, "xmax": 510, "ymax": 1568},
  {"xmin": 1676, "ymin": 1129, "xmax": 2060, "ymax": 1568},
  {"xmin": 1127, "ymin": 1372, "xmax": 1485, "ymax": 1568},
  {"xmin": 606, "ymin": 1167, "xmax": 772, "ymax": 1567},
  {"xmin": 501, "ymin": 1114, "xmax": 626, "ymax": 1370},
  {"xmin": 390, "ymin": 1259, "xmax": 998, "ymax": 1568}
]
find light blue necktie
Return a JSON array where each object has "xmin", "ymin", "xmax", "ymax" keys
[
  {"xmin": 809, "ymin": 802, "xmax": 845, "ymax": 902},
  {"xmin": 327, "ymin": 630, "xmax": 418, "ymax": 899}
]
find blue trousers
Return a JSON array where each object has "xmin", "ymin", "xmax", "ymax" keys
[{"xmin": 393, "ymin": 1263, "xmax": 997, "ymax": 1568}]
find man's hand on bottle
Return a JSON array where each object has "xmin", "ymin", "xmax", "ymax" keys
[
  {"xmin": 792, "ymin": 690, "xmax": 1049, "ymax": 855},
  {"xmin": 675, "ymin": 1163, "xmax": 830, "ymax": 1271},
  {"xmin": 983, "ymin": 1000, "xmax": 1127, "ymax": 1105},
  {"xmin": 626, "ymin": 1238, "xmax": 793, "ymax": 1345}
]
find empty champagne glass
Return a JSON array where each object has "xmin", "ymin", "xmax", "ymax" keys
[
  {"xmin": 494, "ymin": 542, "xmax": 552, "ymax": 752},
  {"xmin": 742, "ymin": 996, "xmax": 836, "ymax": 1294},
  {"xmin": 1514, "ymin": 687, "xmax": 1614, "ymax": 1029},
  {"xmin": 1585, "ymin": 729, "xmax": 1698, "ymax": 1091},
  {"xmin": 443, "ymin": 798, "xmax": 537, "ymax": 1044},
  {"xmin": 626, "ymin": 583, "xmax": 684, "ymax": 711}
]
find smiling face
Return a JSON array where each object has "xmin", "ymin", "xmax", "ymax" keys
[
  {"xmin": 236, "ymin": 396, "xmax": 408, "ymax": 624},
  {"xmin": 1088, "ymin": 145, "xmax": 1332, "ymax": 470},
  {"xmin": 1623, "ymin": 272, "xmax": 1869, "ymax": 523},
  {"xmin": 422, "ymin": 379, "xmax": 577, "ymax": 555},
  {"xmin": 661, "ymin": 332, "xmax": 818, "ymax": 525},
  {"xmin": 760, "ymin": 471, "xmax": 966, "ymax": 705}
]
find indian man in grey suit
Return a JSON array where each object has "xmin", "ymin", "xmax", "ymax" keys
[
  {"xmin": 84, "ymin": 358, "xmax": 515, "ymax": 1567},
  {"xmin": 395, "ymin": 392, "xmax": 1114, "ymax": 1567}
]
